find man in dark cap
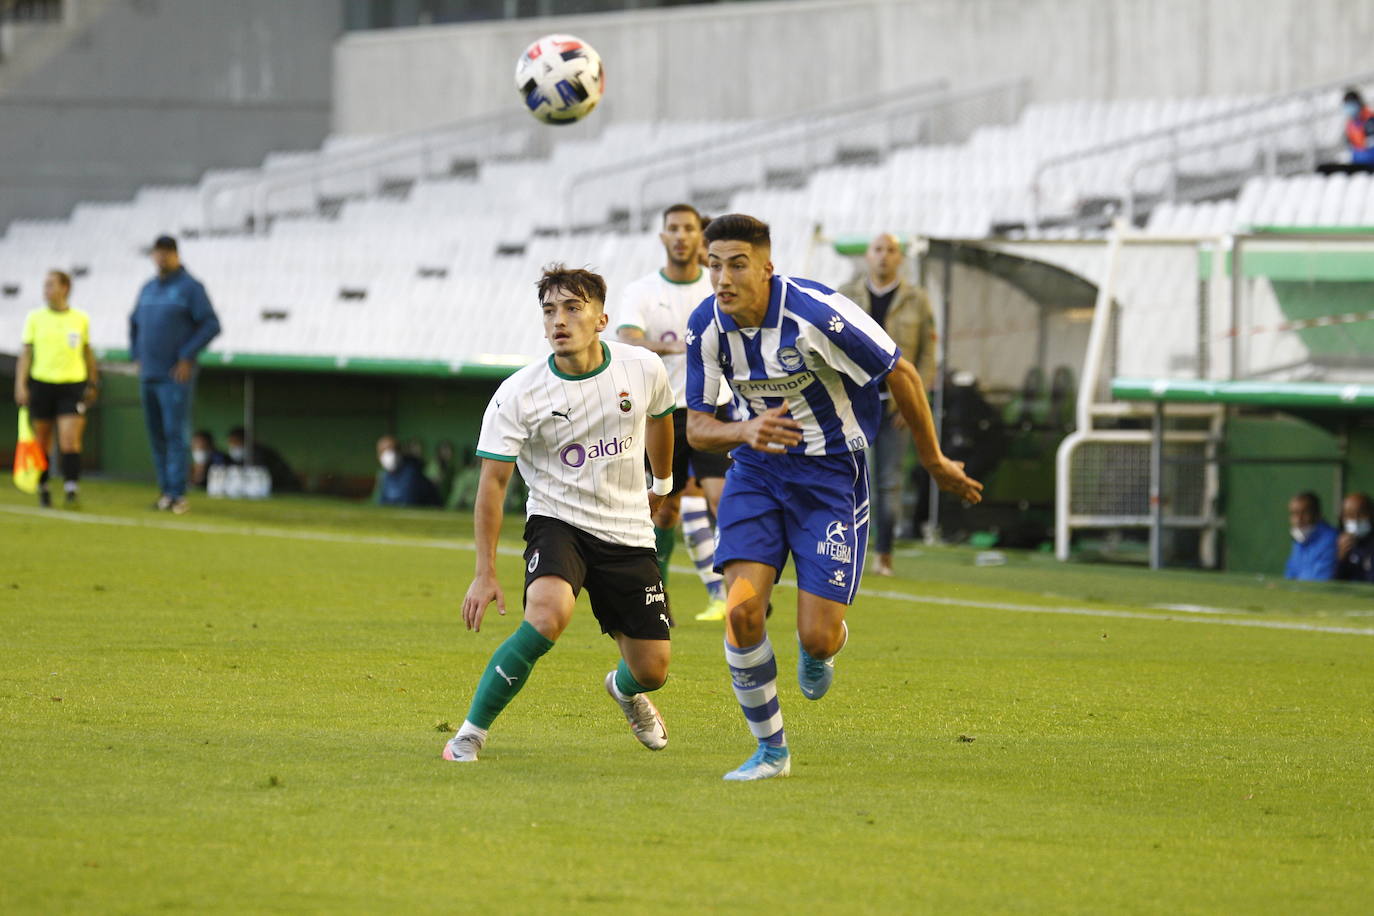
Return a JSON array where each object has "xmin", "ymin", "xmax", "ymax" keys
[{"xmin": 129, "ymin": 235, "xmax": 221, "ymax": 514}]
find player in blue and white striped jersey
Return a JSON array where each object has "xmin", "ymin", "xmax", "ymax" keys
[{"xmin": 685, "ymin": 214, "xmax": 982, "ymax": 781}]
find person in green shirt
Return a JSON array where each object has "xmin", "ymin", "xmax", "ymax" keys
[{"xmin": 13, "ymin": 270, "xmax": 100, "ymax": 507}]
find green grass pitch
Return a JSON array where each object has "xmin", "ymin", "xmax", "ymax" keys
[{"xmin": 2, "ymin": 480, "xmax": 1372, "ymax": 913}]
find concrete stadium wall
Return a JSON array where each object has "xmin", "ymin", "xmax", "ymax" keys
[
  {"xmin": 0, "ymin": 0, "xmax": 341, "ymax": 229},
  {"xmin": 334, "ymin": 0, "xmax": 1374, "ymax": 133}
]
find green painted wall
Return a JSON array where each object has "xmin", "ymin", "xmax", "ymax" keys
[
  {"xmin": 1222, "ymin": 413, "xmax": 1374, "ymax": 575},
  {"xmin": 1, "ymin": 364, "xmax": 498, "ymax": 497}
]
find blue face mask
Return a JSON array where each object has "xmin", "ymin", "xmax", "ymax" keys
[{"xmin": 1345, "ymin": 101, "xmax": 1362, "ymax": 120}]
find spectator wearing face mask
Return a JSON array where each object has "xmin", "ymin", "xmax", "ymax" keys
[
  {"xmin": 189, "ymin": 429, "xmax": 229, "ymax": 489},
  {"xmin": 226, "ymin": 425, "xmax": 300, "ymax": 492},
  {"xmin": 1336, "ymin": 492, "xmax": 1374, "ymax": 583},
  {"xmin": 1321, "ymin": 89, "xmax": 1374, "ymax": 174},
  {"xmin": 1342, "ymin": 88, "xmax": 1374, "ymax": 169},
  {"xmin": 1284, "ymin": 490, "xmax": 1338, "ymax": 581},
  {"xmin": 374, "ymin": 434, "xmax": 441, "ymax": 507}
]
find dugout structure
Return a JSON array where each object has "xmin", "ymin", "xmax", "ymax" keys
[{"xmin": 1057, "ymin": 228, "xmax": 1374, "ymax": 570}]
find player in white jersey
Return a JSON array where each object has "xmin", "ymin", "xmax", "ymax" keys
[
  {"xmin": 442, "ymin": 265, "xmax": 678, "ymax": 764},
  {"xmin": 685, "ymin": 215, "xmax": 983, "ymax": 780},
  {"xmin": 617, "ymin": 203, "xmax": 732, "ymax": 621}
]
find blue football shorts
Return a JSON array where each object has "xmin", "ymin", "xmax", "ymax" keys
[{"xmin": 713, "ymin": 449, "xmax": 870, "ymax": 605}]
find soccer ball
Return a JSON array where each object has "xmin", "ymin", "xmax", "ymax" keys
[{"xmin": 515, "ymin": 34, "xmax": 604, "ymax": 125}]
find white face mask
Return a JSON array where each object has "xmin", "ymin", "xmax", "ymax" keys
[
  {"xmin": 191, "ymin": 449, "xmax": 209, "ymax": 465},
  {"xmin": 1345, "ymin": 518, "xmax": 1372, "ymax": 538},
  {"xmin": 228, "ymin": 445, "xmax": 245, "ymax": 462},
  {"xmin": 380, "ymin": 449, "xmax": 399, "ymax": 473},
  {"xmin": 1291, "ymin": 525, "xmax": 1315, "ymax": 544}
]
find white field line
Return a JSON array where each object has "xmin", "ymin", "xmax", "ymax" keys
[{"xmin": 3, "ymin": 503, "xmax": 1372, "ymax": 637}]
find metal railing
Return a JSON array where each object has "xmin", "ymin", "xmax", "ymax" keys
[
  {"xmin": 638, "ymin": 78, "xmax": 1027, "ymax": 229},
  {"xmin": 1121, "ymin": 110, "xmax": 1345, "ymax": 224},
  {"xmin": 557, "ymin": 78, "xmax": 1032, "ymax": 229},
  {"xmin": 1030, "ymin": 69, "xmax": 1374, "ymax": 231},
  {"xmin": 198, "ymin": 107, "xmax": 546, "ymax": 232}
]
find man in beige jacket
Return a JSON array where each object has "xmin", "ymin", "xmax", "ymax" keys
[{"xmin": 838, "ymin": 233, "xmax": 937, "ymax": 576}]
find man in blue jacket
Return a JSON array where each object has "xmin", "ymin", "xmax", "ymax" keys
[
  {"xmin": 1284, "ymin": 490, "xmax": 1338, "ymax": 581},
  {"xmin": 374, "ymin": 435, "xmax": 441, "ymax": 507},
  {"xmin": 130, "ymin": 235, "xmax": 221, "ymax": 514}
]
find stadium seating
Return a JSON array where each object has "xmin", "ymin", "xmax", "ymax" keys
[
  {"xmin": 1146, "ymin": 172, "xmax": 1374, "ymax": 235},
  {"xmin": 0, "ymin": 92, "xmax": 1358, "ymax": 370}
]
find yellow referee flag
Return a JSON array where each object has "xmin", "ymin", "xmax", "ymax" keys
[{"xmin": 13, "ymin": 407, "xmax": 47, "ymax": 494}]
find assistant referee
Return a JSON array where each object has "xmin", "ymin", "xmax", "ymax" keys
[{"xmin": 13, "ymin": 270, "xmax": 99, "ymax": 507}]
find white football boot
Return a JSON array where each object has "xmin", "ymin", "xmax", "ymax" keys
[
  {"xmin": 605, "ymin": 671, "xmax": 668, "ymax": 750},
  {"xmin": 441, "ymin": 732, "xmax": 484, "ymax": 762}
]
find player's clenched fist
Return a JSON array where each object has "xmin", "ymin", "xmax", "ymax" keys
[
  {"xmin": 926, "ymin": 455, "xmax": 984, "ymax": 505},
  {"xmin": 461, "ymin": 572, "xmax": 506, "ymax": 632},
  {"xmin": 743, "ymin": 405, "xmax": 803, "ymax": 452}
]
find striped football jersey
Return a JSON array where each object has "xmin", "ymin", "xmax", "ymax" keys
[
  {"xmin": 476, "ymin": 340, "xmax": 676, "ymax": 549},
  {"xmin": 684, "ymin": 275, "xmax": 899, "ymax": 456}
]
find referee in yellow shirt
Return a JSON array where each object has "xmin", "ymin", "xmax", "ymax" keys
[{"xmin": 13, "ymin": 270, "xmax": 99, "ymax": 507}]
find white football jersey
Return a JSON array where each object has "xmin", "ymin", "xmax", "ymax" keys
[
  {"xmin": 476, "ymin": 340, "xmax": 676, "ymax": 549},
  {"xmin": 615, "ymin": 268, "xmax": 713, "ymax": 403}
]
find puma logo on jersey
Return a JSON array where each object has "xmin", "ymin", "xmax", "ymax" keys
[
  {"xmin": 551, "ymin": 408, "xmax": 573, "ymax": 420},
  {"xmin": 495, "ymin": 665, "xmax": 518, "ymax": 686}
]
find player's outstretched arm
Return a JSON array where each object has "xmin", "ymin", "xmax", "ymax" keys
[
  {"xmin": 617, "ymin": 325, "xmax": 685, "ymax": 356},
  {"xmin": 462, "ymin": 458, "xmax": 515, "ymax": 632},
  {"xmin": 687, "ymin": 406, "xmax": 802, "ymax": 454},
  {"xmin": 887, "ymin": 357, "xmax": 984, "ymax": 504},
  {"xmin": 645, "ymin": 412, "xmax": 674, "ymax": 515}
]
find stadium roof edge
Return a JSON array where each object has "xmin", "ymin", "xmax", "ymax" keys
[{"xmin": 94, "ymin": 349, "xmax": 524, "ymax": 380}]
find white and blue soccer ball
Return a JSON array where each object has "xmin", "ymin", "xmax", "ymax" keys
[{"xmin": 515, "ymin": 34, "xmax": 604, "ymax": 126}]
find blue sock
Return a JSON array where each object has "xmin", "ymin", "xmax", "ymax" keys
[{"xmin": 724, "ymin": 637, "xmax": 785, "ymax": 747}]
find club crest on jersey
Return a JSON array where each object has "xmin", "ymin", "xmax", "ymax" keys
[
  {"xmin": 67, "ymin": 332, "xmax": 81, "ymax": 349},
  {"xmin": 777, "ymin": 346, "xmax": 805, "ymax": 372},
  {"xmin": 560, "ymin": 435, "xmax": 634, "ymax": 468},
  {"xmin": 816, "ymin": 520, "xmax": 852, "ymax": 563},
  {"xmin": 618, "ymin": 390, "xmax": 632, "ymax": 413}
]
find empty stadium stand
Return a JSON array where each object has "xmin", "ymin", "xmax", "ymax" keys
[{"xmin": 2, "ymin": 73, "xmax": 1371, "ymax": 374}]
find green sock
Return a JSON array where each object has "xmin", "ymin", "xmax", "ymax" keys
[
  {"xmin": 614, "ymin": 657, "xmax": 656, "ymax": 697},
  {"xmin": 654, "ymin": 525, "xmax": 677, "ymax": 584},
  {"xmin": 464, "ymin": 620, "xmax": 555, "ymax": 729}
]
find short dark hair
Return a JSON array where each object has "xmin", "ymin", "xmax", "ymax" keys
[
  {"xmin": 153, "ymin": 235, "xmax": 178, "ymax": 252},
  {"xmin": 192, "ymin": 429, "xmax": 214, "ymax": 442},
  {"xmin": 47, "ymin": 269, "xmax": 72, "ymax": 290},
  {"xmin": 228, "ymin": 426, "xmax": 246, "ymax": 441},
  {"xmin": 699, "ymin": 215, "xmax": 712, "ymax": 232},
  {"xmin": 1294, "ymin": 490, "xmax": 1321, "ymax": 516},
  {"xmin": 662, "ymin": 203, "xmax": 703, "ymax": 227},
  {"xmin": 536, "ymin": 263, "xmax": 607, "ymax": 309},
  {"xmin": 703, "ymin": 213, "xmax": 771, "ymax": 249},
  {"xmin": 1344, "ymin": 88, "xmax": 1365, "ymax": 108}
]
